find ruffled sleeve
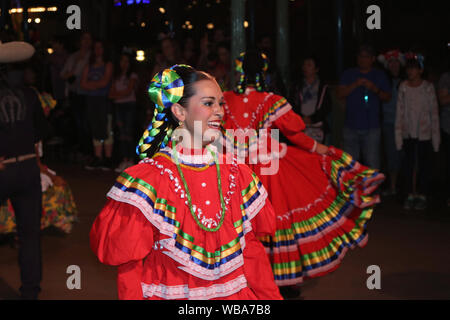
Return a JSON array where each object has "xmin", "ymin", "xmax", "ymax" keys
[
  {"xmin": 237, "ymin": 164, "xmax": 283, "ymax": 300},
  {"xmin": 90, "ymin": 199, "xmax": 154, "ymax": 266},
  {"xmin": 265, "ymin": 94, "xmax": 317, "ymax": 152},
  {"xmin": 237, "ymin": 164, "xmax": 276, "ymax": 237},
  {"xmin": 90, "ymin": 197, "xmax": 155, "ymax": 300},
  {"xmin": 273, "ymin": 109, "xmax": 317, "ymax": 152}
]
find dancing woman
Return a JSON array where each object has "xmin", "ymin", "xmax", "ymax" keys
[
  {"xmin": 222, "ymin": 50, "xmax": 385, "ymax": 297},
  {"xmin": 90, "ymin": 65, "xmax": 282, "ymax": 300}
]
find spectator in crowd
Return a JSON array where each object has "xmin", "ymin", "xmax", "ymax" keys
[
  {"xmin": 258, "ymin": 34, "xmax": 275, "ymax": 63},
  {"xmin": 81, "ymin": 39, "xmax": 114, "ymax": 171},
  {"xmin": 338, "ymin": 44, "xmax": 392, "ymax": 169},
  {"xmin": 213, "ymin": 42, "xmax": 231, "ymax": 91},
  {"xmin": 213, "ymin": 28, "xmax": 226, "ymax": 46},
  {"xmin": 205, "ymin": 51, "xmax": 219, "ymax": 76},
  {"xmin": 182, "ymin": 37, "xmax": 197, "ymax": 67},
  {"xmin": 197, "ymin": 32, "xmax": 212, "ymax": 72},
  {"xmin": 377, "ymin": 50, "xmax": 405, "ymax": 196},
  {"xmin": 291, "ymin": 54, "xmax": 332, "ymax": 144},
  {"xmin": 151, "ymin": 37, "xmax": 181, "ymax": 75},
  {"xmin": 49, "ymin": 37, "xmax": 68, "ymax": 107},
  {"xmin": 60, "ymin": 32, "xmax": 93, "ymax": 160},
  {"xmin": 23, "ymin": 66, "xmax": 57, "ymax": 119},
  {"xmin": 395, "ymin": 54, "xmax": 440, "ymax": 210},
  {"xmin": 109, "ymin": 51, "xmax": 138, "ymax": 173},
  {"xmin": 437, "ymin": 66, "xmax": 450, "ymax": 207},
  {"xmin": 257, "ymin": 35, "xmax": 285, "ymax": 95}
]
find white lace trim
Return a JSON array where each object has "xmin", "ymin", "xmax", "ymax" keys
[
  {"xmin": 158, "ymin": 144, "xmax": 218, "ymax": 165},
  {"xmin": 108, "ymin": 158, "xmax": 272, "ymax": 281},
  {"xmin": 109, "ymin": 157, "xmax": 268, "ymax": 281},
  {"xmin": 160, "ymin": 237, "xmax": 246, "ymax": 281},
  {"xmin": 107, "ymin": 188, "xmax": 174, "ymax": 238},
  {"xmin": 108, "ymin": 186, "xmax": 246, "ymax": 281},
  {"xmin": 243, "ymin": 184, "xmax": 268, "ymax": 222},
  {"xmin": 141, "ymin": 274, "xmax": 248, "ymax": 300}
]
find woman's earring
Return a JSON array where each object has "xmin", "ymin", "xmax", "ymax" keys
[{"xmin": 172, "ymin": 122, "xmax": 184, "ymax": 143}]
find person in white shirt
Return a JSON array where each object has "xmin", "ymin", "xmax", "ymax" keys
[{"xmin": 395, "ymin": 54, "xmax": 440, "ymax": 210}]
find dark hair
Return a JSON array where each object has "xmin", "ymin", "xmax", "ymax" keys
[
  {"xmin": 236, "ymin": 49, "xmax": 267, "ymax": 93},
  {"xmin": 113, "ymin": 53, "xmax": 134, "ymax": 81},
  {"xmin": 89, "ymin": 39, "xmax": 110, "ymax": 66},
  {"xmin": 302, "ymin": 54, "xmax": 320, "ymax": 69},
  {"xmin": 216, "ymin": 42, "xmax": 230, "ymax": 52},
  {"xmin": 137, "ymin": 66, "xmax": 214, "ymax": 158},
  {"xmin": 78, "ymin": 31, "xmax": 92, "ymax": 47},
  {"xmin": 174, "ymin": 66, "xmax": 213, "ymax": 108},
  {"xmin": 207, "ymin": 52, "xmax": 219, "ymax": 63},
  {"xmin": 160, "ymin": 37, "xmax": 181, "ymax": 60},
  {"xmin": 357, "ymin": 44, "xmax": 375, "ymax": 57},
  {"xmin": 299, "ymin": 54, "xmax": 322, "ymax": 88}
]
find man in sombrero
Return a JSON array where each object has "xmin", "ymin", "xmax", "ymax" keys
[{"xmin": 0, "ymin": 39, "xmax": 44, "ymax": 299}]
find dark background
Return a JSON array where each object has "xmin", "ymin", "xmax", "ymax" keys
[{"xmin": 1, "ymin": 0, "xmax": 449, "ymax": 82}]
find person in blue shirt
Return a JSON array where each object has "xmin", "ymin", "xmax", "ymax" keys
[{"xmin": 338, "ymin": 45, "xmax": 392, "ymax": 169}]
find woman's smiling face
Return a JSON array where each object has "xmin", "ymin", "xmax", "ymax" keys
[{"xmin": 173, "ymin": 79, "xmax": 225, "ymax": 147}]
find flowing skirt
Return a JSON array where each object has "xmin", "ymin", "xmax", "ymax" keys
[{"xmin": 254, "ymin": 146, "xmax": 384, "ymax": 286}]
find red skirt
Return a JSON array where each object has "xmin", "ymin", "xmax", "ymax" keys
[{"xmin": 253, "ymin": 146, "xmax": 384, "ymax": 286}]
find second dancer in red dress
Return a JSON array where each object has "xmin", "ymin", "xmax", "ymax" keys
[{"xmin": 222, "ymin": 50, "xmax": 385, "ymax": 297}]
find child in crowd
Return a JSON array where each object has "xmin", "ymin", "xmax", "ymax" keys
[{"xmin": 395, "ymin": 54, "xmax": 440, "ymax": 210}]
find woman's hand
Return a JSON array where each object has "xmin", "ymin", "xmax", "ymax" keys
[{"xmin": 315, "ymin": 143, "xmax": 329, "ymax": 155}]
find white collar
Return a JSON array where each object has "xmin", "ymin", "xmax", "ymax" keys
[{"xmin": 159, "ymin": 143, "xmax": 218, "ymax": 165}]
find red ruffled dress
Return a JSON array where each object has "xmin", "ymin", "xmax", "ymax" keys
[
  {"xmin": 222, "ymin": 88, "xmax": 385, "ymax": 286},
  {"xmin": 90, "ymin": 143, "xmax": 282, "ymax": 300}
]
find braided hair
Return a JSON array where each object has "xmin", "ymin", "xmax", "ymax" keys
[
  {"xmin": 136, "ymin": 65, "xmax": 213, "ymax": 159},
  {"xmin": 235, "ymin": 50, "xmax": 269, "ymax": 94}
]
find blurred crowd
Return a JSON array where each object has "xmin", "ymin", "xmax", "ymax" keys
[{"xmin": 1, "ymin": 29, "xmax": 449, "ymax": 209}]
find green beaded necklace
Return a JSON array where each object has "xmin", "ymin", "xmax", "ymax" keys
[{"xmin": 172, "ymin": 142, "xmax": 226, "ymax": 232}]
